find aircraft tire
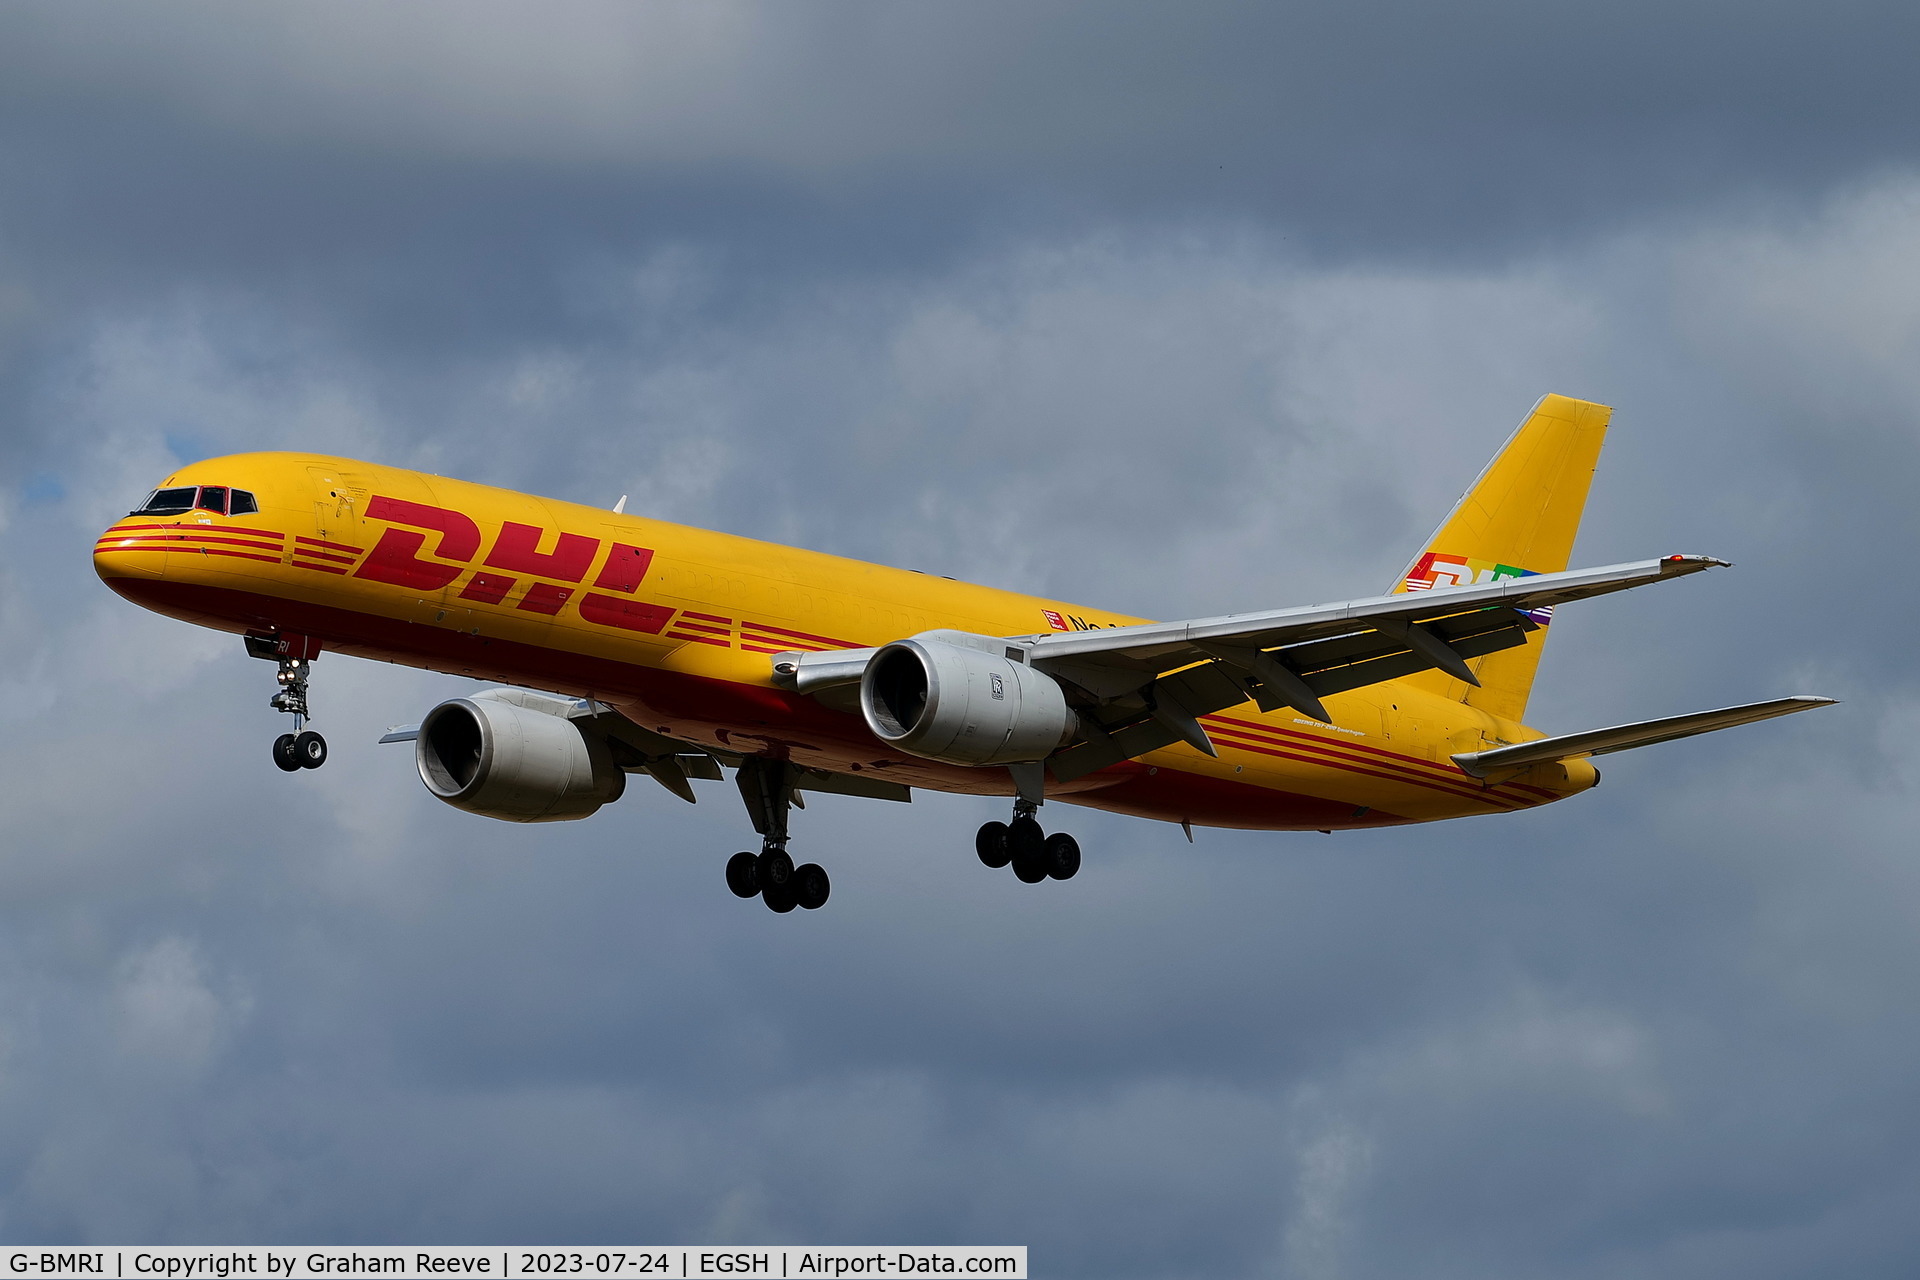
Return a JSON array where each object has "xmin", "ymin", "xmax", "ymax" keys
[
  {"xmin": 793, "ymin": 863, "xmax": 831, "ymax": 910},
  {"xmin": 1043, "ymin": 832, "xmax": 1081, "ymax": 880},
  {"xmin": 1009, "ymin": 816, "xmax": 1049, "ymax": 882},
  {"xmin": 975, "ymin": 821, "xmax": 1012, "ymax": 868},
  {"xmin": 726, "ymin": 851, "xmax": 761, "ymax": 899},
  {"xmin": 272, "ymin": 733, "xmax": 302, "ymax": 772},
  {"xmin": 757, "ymin": 847, "xmax": 794, "ymax": 889},
  {"xmin": 295, "ymin": 730, "xmax": 328, "ymax": 769},
  {"xmin": 762, "ymin": 878, "xmax": 799, "ymax": 913}
]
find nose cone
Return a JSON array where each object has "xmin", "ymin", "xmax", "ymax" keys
[{"xmin": 93, "ymin": 521, "xmax": 168, "ymax": 590}]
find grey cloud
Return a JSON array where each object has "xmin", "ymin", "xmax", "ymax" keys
[
  {"xmin": 9, "ymin": 1, "xmax": 1920, "ymax": 258},
  {"xmin": 3, "ymin": 5, "xmax": 1920, "ymax": 1276}
]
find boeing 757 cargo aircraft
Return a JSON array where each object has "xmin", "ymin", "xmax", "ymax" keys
[{"xmin": 94, "ymin": 395, "xmax": 1830, "ymax": 911}]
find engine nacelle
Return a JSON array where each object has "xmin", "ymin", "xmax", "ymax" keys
[
  {"xmin": 415, "ymin": 690, "xmax": 626, "ymax": 822},
  {"xmin": 860, "ymin": 631, "xmax": 1076, "ymax": 766}
]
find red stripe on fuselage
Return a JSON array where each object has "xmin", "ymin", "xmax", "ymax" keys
[
  {"xmin": 1203, "ymin": 713, "xmax": 1561, "ymax": 804},
  {"xmin": 738, "ymin": 620, "xmax": 860, "ymax": 649},
  {"xmin": 1202, "ymin": 720, "xmax": 1525, "ymax": 809},
  {"xmin": 290, "ymin": 548, "xmax": 358, "ymax": 566},
  {"xmin": 1205, "ymin": 725, "xmax": 1523, "ymax": 811},
  {"xmin": 98, "ymin": 531, "xmax": 286, "ymax": 553},
  {"xmin": 106, "ymin": 521, "xmax": 285, "ymax": 540},
  {"xmin": 669, "ymin": 620, "xmax": 732, "ymax": 637},
  {"xmin": 98, "ymin": 541, "xmax": 285, "ymax": 567}
]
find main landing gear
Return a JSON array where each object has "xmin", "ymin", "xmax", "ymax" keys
[
  {"xmin": 250, "ymin": 636, "xmax": 327, "ymax": 773},
  {"xmin": 726, "ymin": 758, "xmax": 830, "ymax": 913},
  {"xmin": 976, "ymin": 796, "xmax": 1081, "ymax": 884}
]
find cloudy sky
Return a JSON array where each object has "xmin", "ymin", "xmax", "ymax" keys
[{"xmin": 3, "ymin": 2, "xmax": 1918, "ymax": 1274}]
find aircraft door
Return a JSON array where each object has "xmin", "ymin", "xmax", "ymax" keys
[{"xmin": 308, "ymin": 466, "xmax": 369, "ymax": 542}]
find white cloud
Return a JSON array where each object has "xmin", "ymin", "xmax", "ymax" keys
[{"xmin": 114, "ymin": 937, "xmax": 246, "ymax": 1069}]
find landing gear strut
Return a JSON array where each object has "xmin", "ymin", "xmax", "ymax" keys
[
  {"xmin": 249, "ymin": 634, "xmax": 327, "ymax": 772},
  {"xmin": 727, "ymin": 758, "xmax": 830, "ymax": 911}
]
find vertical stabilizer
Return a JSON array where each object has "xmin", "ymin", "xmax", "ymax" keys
[{"xmin": 1392, "ymin": 394, "xmax": 1610, "ymax": 722}]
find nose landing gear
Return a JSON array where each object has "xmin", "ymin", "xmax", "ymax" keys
[{"xmin": 248, "ymin": 634, "xmax": 327, "ymax": 772}]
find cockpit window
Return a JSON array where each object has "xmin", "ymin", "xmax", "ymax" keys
[
  {"xmin": 129, "ymin": 485, "xmax": 260, "ymax": 517},
  {"xmin": 132, "ymin": 487, "xmax": 198, "ymax": 516}
]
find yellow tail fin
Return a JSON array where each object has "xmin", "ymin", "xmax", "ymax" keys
[{"xmin": 1392, "ymin": 394, "xmax": 1610, "ymax": 722}]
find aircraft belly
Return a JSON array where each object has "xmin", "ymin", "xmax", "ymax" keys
[
  {"xmin": 1057, "ymin": 766, "xmax": 1413, "ymax": 830},
  {"xmin": 95, "ymin": 575, "xmax": 1568, "ymax": 830}
]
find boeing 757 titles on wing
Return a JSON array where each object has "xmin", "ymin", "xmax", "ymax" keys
[{"xmin": 94, "ymin": 396, "xmax": 1832, "ymax": 911}]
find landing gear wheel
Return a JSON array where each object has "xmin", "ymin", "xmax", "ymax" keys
[
  {"xmin": 757, "ymin": 847, "xmax": 794, "ymax": 890},
  {"xmin": 294, "ymin": 730, "xmax": 328, "ymax": 769},
  {"xmin": 1012, "ymin": 848, "xmax": 1050, "ymax": 883},
  {"xmin": 762, "ymin": 877, "xmax": 799, "ymax": 913},
  {"xmin": 793, "ymin": 863, "xmax": 831, "ymax": 910},
  {"xmin": 1008, "ymin": 816, "xmax": 1048, "ymax": 882},
  {"xmin": 1043, "ymin": 832, "xmax": 1081, "ymax": 880},
  {"xmin": 271, "ymin": 733, "xmax": 301, "ymax": 772},
  {"xmin": 726, "ymin": 851, "xmax": 761, "ymax": 899},
  {"xmin": 975, "ymin": 821, "xmax": 1012, "ymax": 869}
]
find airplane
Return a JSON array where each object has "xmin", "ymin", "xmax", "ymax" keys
[{"xmin": 93, "ymin": 394, "xmax": 1831, "ymax": 912}]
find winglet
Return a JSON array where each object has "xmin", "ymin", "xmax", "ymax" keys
[{"xmin": 1661, "ymin": 554, "xmax": 1731, "ymax": 573}]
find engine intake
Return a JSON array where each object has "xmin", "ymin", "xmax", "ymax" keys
[
  {"xmin": 416, "ymin": 691, "xmax": 625, "ymax": 822},
  {"xmin": 860, "ymin": 632, "xmax": 1076, "ymax": 766}
]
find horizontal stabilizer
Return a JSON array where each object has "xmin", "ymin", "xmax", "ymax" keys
[
  {"xmin": 379, "ymin": 724, "xmax": 420, "ymax": 743},
  {"xmin": 1451, "ymin": 696, "xmax": 1836, "ymax": 777}
]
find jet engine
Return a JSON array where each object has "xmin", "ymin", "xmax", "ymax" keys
[
  {"xmin": 860, "ymin": 631, "xmax": 1076, "ymax": 766},
  {"xmin": 415, "ymin": 690, "xmax": 626, "ymax": 822}
]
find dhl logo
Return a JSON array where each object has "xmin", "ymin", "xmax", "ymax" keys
[
  {"xmin": 1042, "ymin": 608, "xmax": 1118, "ymax": 632},
  {"xmin": 351, "ymin": 496, "xmax": 674, "ymax": 633},
  {"xmin": 350, "ymin": 500, "xmax": 863, "ymax": 651}
]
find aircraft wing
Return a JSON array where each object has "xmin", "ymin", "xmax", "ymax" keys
[
  {"xmin": 776, "ymin": 553, "xmax": 1728, "ymax": 780},
  {"xmin": 1026, "ymin": 554, "xmax": 1724, "ymax": 778},
  {"xmin": 1019, "ymin": 555, "xmax": 1722, "ymax": 673},
  {"xmin": 1450, "ymin": 695, "xmax": 1835, "ymax": 777}
]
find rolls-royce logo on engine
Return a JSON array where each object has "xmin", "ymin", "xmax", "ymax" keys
[{"xmin": 989, "ymin": 673, "xmax": 1005, "ymax": 700}]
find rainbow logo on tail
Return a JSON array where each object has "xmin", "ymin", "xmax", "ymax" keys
[{"xmin": 1403, "ymin": 552, "xmax": 1554, "ymax": 626}]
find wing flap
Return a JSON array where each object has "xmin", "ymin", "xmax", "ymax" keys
[
  {"xmin": 1303, "ymin": 618, "xmax": 1536, "ymax": 699},
  {"xmin": 792, "ymin": 767, "xmax": 911, "ymax": 803},
  {"xmin": 1450, "ymin": 696, "xmax": 1836, "ymax": 777}
]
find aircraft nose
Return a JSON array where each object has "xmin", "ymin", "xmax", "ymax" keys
[{"xmin": 93, "ymin": 520, "xmax": 166, "ymax": 585}]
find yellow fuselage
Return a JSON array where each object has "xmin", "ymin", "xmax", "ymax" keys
[{"xmin": 94, "ymin": 453, "xmax": 1596, "ymax": 829}]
